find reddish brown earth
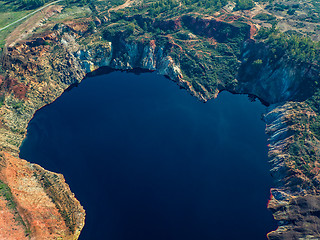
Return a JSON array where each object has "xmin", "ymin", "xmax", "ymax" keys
[
  {"xmin": 0, "ymin": 2, "xmax": 320, "ymax": 238},
  {"xmin": 0, "ymin": 152, "xmax": 85, "ymax": 240},
  {"xmin": 0, "ymin": 77, "xmax": 28, "ymax": 100}
]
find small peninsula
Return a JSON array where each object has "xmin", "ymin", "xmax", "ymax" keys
[{"xmin": 1, "ymin": 0, "xmax": 320, "ymax": 239}]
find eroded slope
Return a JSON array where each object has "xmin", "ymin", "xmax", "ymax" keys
[{"xmin": 1, "ymin": 0, "xmax": 320, "ymax": 239}]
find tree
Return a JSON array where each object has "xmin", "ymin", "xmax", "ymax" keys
[
  {"xmin": 234, "ymin": 0, "xmax": 255, "ymax": 10},
  {"xmin": 20, "ymin": 0, "xmax": 46, "ymax": 9}
]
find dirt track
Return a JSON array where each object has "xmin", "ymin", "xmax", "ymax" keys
[
  {"xmin": 6, "ymin": 5, "xmax": 63, "ymax": 47},
  {"xmin": 0, "ymin": 0, "xmax": 62, "ymax": 32},
  {"xmin": 108, "ymin": 0, "xmax": 137, "ymax": 12}
]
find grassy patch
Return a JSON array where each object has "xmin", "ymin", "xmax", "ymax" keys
[
  {"xmin": 0, "ymin": 0, "xmax": 23, "ymax": 12},
  {"xmin": 0, "ymin": 24, "xmax": 18, "ymax": 51},
  {"xmin": 256, "ymin": 27, "xmax": 320, "ymax": 65},
  {"xmin": 253, "ymin": 13, "xmax": 276, "ymax": 21},
  {"xmin": 0, "ymin": 10, "xmax": 31, "ymax": 28},
  {"xmin": 48, "ymin": 5, "xmax": 92, "ymax": 21},
  {"xmin": 0, "ymin": 180, "xmax": 28, "ymax": 231},
  {"xmin": 0, "ymin": 0, "xmax": 32, "ymax": 50},
  {"xmin": 0, "ymin": 180, "xmax": 17, "ymax": 211}
]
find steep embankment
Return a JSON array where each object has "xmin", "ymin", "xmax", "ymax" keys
[
  {"xmin": 1, "ymin": 9, "xmax": 320, "ymax": 239},
  {"xmin": 264, "ymin": 102, "xmax": 320, "ymax": 239},
  {"xmin": 0, "ymin": 152, "xmax": 85, "ymax": 240},
  {"xmin": 0, "ymin": 30, "xmax": 86, "ymax": 239},
  {"xmin": 236, "ymin": 38, "xmax": 320, "ymax": 239}
]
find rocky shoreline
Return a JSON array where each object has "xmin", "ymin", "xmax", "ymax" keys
[{"xmin": 1, "ymin": 9, "xmax": 320, "ymax": 239}]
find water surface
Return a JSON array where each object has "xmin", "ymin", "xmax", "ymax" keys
[{"xmin": 20, "ymin": 71, "xmax": 276, "ymax": 240}]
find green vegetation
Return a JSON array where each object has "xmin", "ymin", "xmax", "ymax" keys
[
  {"xmin": 0, "ymin": 26, "xmax": 14, "ymax": 53},
  {"xmin": 0, "ymin": 0, "xmax": 32, "ymax": 51},
  {"xmin": 1, "ymin": 0, "xmax": 320, "ymax": 198},
  {"xmin": 0, "ymin": 180, "xmax": 17, "ymax": 211},
  {"xmin": 100, "ymin": 3, "xmax": 250, "ymax": 97},
  {"xmin": 0, "ymin": 0, "xmax": 50, "ymax": 11},
  {"xmin": 256, "ymin": 27, "xmax": 320, "ymax": 64},
  {"xmin": 234, "ymin": 0, "xmax": 255, "ymax": 10},
  {"xmin": 19, "ymin": 0, "xmax": 49, "ymax": 9},
  {"xmin": 307, "ymin": 92, "xmax": 320, "ymax": 141},
  {"xmin": 133, "ymin": 0, "xmax": 230, "ymax": 17},
  {"xmin": 310, "ymin": 118, "xmax": 320, "ymax": 139},
  {"xmin": 0, "ymin": 94, "xmax": 5, "ymax": 108},
  {"xmin": 308, "ymin": 90, "xmax": 320, "ymax": 114},
  {"xmin": 287, "ymin": 8, "xmax": 295, "ymax": 15},
  {"xmin": 0, "ymin": 179, "xmax": 27, "ymax": 230},
  {"xmin": 12, "ymin": 101, "xmax": 23, "ymax": 110},
  {"xmin": 288, "ymin": 137, "xmax": 314, "ymax": 177},
  {"xmin": 182, "ymin": 0, "xmax": 228, "ymax": 10},
  {"xmin": 102, "ymin": 21, "xmax": 136, "ymax": 42},
  {"xmin": 279, "ymin": 106, "xmax": 320, "ymax": 189},
  {"xmin": 0, "ymin": 8, "xmax": 30, "ymax": 29},
  {"xmin": 47, "ymin": 5, "xmax": 92, "ymax": 22},
  {"xmin": 149, "ymin": 0, "xmax": 179, "ymax": 16},
  {"xmin": 5, "ymin": 100, "xmax": 25, "ymax": 114},
  {"xmin": 253, "ymin": 13, "xmax": 276, "ymax": 21},
  {"xmin": 33, "ymin": 171, "xmax": 76, "ymax": 233},
  {"xmin": 234, "ymin": 0, "xmax": 275, "ymax": 11},
  {"xmin": 273, "ymin": 3, "xmax": 289, "ymax": 11},
  {"xmin": 145, "ymin": 0, "xmax": 229, "ymax": 15},
  {"xmin": 251, "ymin": 58, "xmax": 263, "ymax": 74}
]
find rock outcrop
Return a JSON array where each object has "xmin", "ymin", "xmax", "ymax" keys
[
  {"xmin": 262, "ymin": 102, "xmax": 320, "ymax": 239},
  {"xmin": 236, "ymin": 40, "xmax": 319, "ymax": 104},
  {"xmin": 1, "ymin": 8, "xmax": 320, "ymax": 239},
  {"xmin": 0, "ymin": 152, "xmax": 85, "ymax": 240}
]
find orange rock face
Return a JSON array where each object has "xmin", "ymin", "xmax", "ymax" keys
[
  {"xmin": 0, "ymin": 152, "xmax": 85, "ymax": 240},
  {"xmin": 0, "ymin": 196, "xmax": 27, "ymax": 240}
]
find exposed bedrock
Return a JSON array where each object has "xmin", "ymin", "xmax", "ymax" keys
[
  {"xmin": 235, "ymin": 40, "xmax": 319, "ymax": 104},
  {"xmin": 1, "ymin": 16, "xmax": 320, "ymax": 239},
  {"xmin": 0, "ymin": 152, "xmax": 85, "ymax": 240},
  {"xmin": 263, "ymin": 102, "xmax": 320, "ymax": 239},
  {"xmin": 58, "ymin": 28, "xmax": 320, "ymax": 239}
]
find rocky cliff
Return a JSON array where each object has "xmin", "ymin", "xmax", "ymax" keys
[
  {"xmin": 0, "ymin": 152, "xmax": 85, "ymax": 240},
  {"xmin": 1, "ymin": 2, "xmax": 320, "ymax": 239},
  {"xmin": 263, "ymin": 102, "xmax": 320, "ymax": 239}
]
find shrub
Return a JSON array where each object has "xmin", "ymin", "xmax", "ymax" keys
[
  {"xmin": 234, "ymin": 0, "xmax": 255, "ymax": 10},
  {"xmin": 20, "ymin": 0, "xmax": 47, "ymax": 9}
]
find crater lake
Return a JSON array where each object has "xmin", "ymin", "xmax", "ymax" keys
[{"xmin": 20, "ymin": 70, "xmax": 277, "ymax": 240}]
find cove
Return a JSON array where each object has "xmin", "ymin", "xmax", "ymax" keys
[{"xmin": 20, "ymin": 71, "xmax": 277, "ymax": 240}]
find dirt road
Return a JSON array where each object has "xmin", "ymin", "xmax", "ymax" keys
[
  {"xmin": 0, "ymin": 0, "xmax": 62, "ymax": 32},
  {"xmin": 108, "ymin": 0, "xmax": 137, "ymax": 12}
]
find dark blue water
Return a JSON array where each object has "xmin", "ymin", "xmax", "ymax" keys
[{"xmin": 20, "ymin": 71, "xmax": 276, "ymax": 240}]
